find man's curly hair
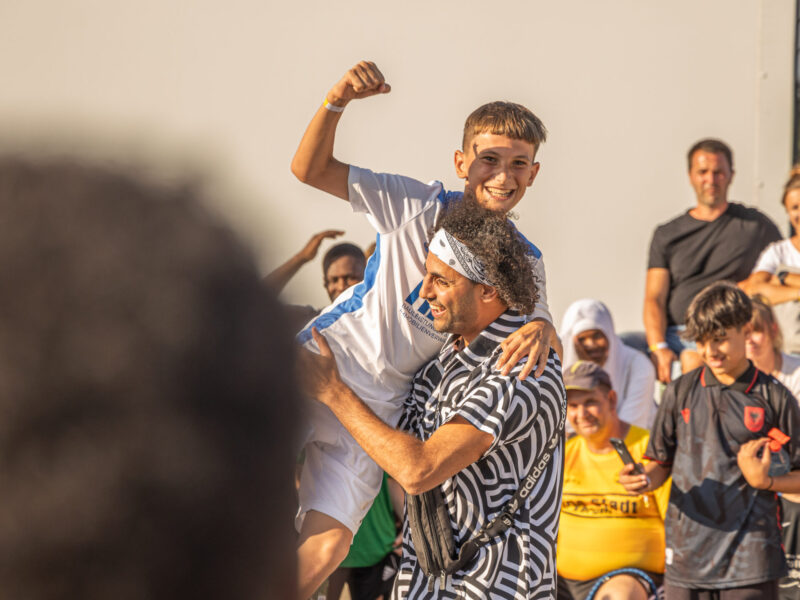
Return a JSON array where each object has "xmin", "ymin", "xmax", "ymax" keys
[{"xmin": 433, "ymin": 190, "xmax": 538, "ymax": 314}]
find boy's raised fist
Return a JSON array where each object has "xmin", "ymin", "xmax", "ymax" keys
[{"xmin": 327, "ymin": 61, "xmax": 391, "ymax": 106}]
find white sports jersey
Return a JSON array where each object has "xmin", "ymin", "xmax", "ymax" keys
[
  {"xmin": 298, "ymin": 166, "xmax": 551, "ymax": 424},
  {"xmin": 296, "ymin": 166, "xmax": 552, "ymax": 534}
]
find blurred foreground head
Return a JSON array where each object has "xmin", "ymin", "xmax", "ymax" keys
[{"xmin": 0, "ymin": 158, "xmax": 297, "ymax": 599}]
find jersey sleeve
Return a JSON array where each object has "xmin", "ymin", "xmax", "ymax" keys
[
  {"xmin": 452, "ymin": 361, "xmax": 563, "ymax": 460},
  {"xmin": 644, "ymin": 380, "xmax": 679, "ymax": 466},
  {"xmin": 348, "ymin": 166, "xmax": 442, "ymax": 234},
  {"xmin": 752, "ymin": 242, "xmax": 780, "ymax": 275},
  {"xmin": 525, "ymin": 253, "xmax": 552, "ymax": 323},
  {"xmin": 647, "ymin": 226, "xmax": 668, "ymax": 270}
]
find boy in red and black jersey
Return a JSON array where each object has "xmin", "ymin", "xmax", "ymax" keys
[{"xmin": 622, "ymin": 281, "xmax": 800, "ymax": 599}]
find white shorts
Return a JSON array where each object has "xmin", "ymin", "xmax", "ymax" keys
[{"xmin": 296, "ymin": 398, "xmax": 402, "ymax": 535}]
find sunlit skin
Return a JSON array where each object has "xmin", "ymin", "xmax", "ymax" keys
[
  {"xmin": 566, "ymin": 387, "xmax": 620, "ymax": 451},
  {"xmin": 695, "ymin": 325, "xmax": 751, "ymax": 384},
  {"xmin": 454, "ymin": 133, "xmax": 540, "ymax": 213},
  {"xmin": 574, "ymin": 329, "xmax": 610, "ymax": 366},
  {"xmin": 688, "ymin": 150, "xmax": 734, "ymax": 212},
  {"xmin": 745, "ymin": 319, "xmax": 784, "ymax": 375},
  {"xmin": 785, "ymin": 189, "xmax": 800, "ymax": 249},
  {"xmin": 324, "ymin": 255, "xmax": 364, "ymax": 301},
  {"xmin": 419, "ymin": 253, "xmax": 486, "ymax": 344}
]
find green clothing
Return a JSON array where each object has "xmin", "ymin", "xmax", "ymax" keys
[{"xmin": 340, "ymin": 473, "xmax": 397, "ymax": 568}]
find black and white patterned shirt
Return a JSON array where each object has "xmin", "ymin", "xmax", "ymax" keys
[{"xmin": 392, "ymin": 312, "xmax": 566, "ymax": 600}]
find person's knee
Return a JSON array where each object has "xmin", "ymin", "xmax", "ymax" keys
[
  {"xmin": 594, "ymin": 574, "xmax": 649, "ymax": 600},
  {"xmin": 317, "ymin": 527, "xmax": 352, "ymax": 568},
  {"xmin": 298, "ymin": 511, "xmax": 353, "ymax": 569}
]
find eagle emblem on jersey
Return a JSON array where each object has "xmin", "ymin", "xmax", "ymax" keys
[
  {"xmin": 681, "ymin": 408, "xmax": 690, "ymax": 424},
  {"xmin": 744, "ymin": 406, "xmax": 765, "ymax": 432}
]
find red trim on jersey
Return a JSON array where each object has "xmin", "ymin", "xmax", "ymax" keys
[
  {"xmin": 744, "ymin": 368, "xmax": 759, "ymax": 394},
  {"xmin": 700, "ymin": 367, "xmax": 707, "ymax": 387},
  {"xmin": 642, "ymin": 454, "xmax": 672, "ymax": 466}
]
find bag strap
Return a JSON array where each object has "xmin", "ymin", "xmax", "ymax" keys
[{"xmin": 448, "ymin": 403, "xmax": 565, "ymax": 572}]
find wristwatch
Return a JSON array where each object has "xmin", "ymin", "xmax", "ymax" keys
[{"xmin": 778, "ymin": 270, "xmax": 789, "ymax": 286}]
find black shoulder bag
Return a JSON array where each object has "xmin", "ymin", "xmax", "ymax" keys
[{"xmin": 406, "ymin": 415, "xmax": 564, "ymax": 592}]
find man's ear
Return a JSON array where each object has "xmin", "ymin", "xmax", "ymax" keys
[
  {"xmin": 454, "ymin": 149, "xmax": 468, "ymax": 180},
  {"xmin": 607, "ymin": 389, "xmax": 618, "ymax": 412},
  {"xmin": 478, "ymin": 284, "xmax": 499, "ymax": 303}
]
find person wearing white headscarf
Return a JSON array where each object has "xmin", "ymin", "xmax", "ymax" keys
[{"xmin": 560, "ymin": 299, "xmax": 656, "ymax": 429}]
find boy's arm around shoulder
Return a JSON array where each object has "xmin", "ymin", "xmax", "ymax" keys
[
  {"xmin": 496, "ymin": 253, "xmax": 560, "ymax": 380},
  {"xmin": 291, "ymin": 61, "xmax": 390, "ymax": 200}
]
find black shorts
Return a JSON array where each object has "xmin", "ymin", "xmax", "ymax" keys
[
  {"xmin": 558, "ymin": 568, "xmax": 663, "ymax": 600},
  {"xmin": 345, "ymin": 551, "xmax": 400, "ymax": 600},
  {"xmin": 664, "ymin": 580, "xmax": 778, "ymax": 600}
]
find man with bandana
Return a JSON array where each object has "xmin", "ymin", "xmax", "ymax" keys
[{"xmin": 301, "ymin": 199, "xmax": 566, "ymax": 600}]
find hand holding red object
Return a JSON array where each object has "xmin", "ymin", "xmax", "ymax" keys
[{"xmin": 767, "ymin": 428, "xmax": 790, "ymax": 453}]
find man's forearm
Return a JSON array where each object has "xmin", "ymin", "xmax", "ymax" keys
[{"xmin": 643, "ymin": 298, "xmax": 668, "ymax": 346}]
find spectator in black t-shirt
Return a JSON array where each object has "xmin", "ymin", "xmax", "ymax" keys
[
  {"xmin": 644, "ymin": 139, "xmax": 781, "ymax": 383},
  {"xmin": 623, "ymin": 282, "xmax": 800, "ymax": 599}
]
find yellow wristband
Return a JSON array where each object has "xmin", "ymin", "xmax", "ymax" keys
[
  {"xmin": 323, "ymin": 98, "xmax": 345, "ymax": 113},
  {"xmin": 649, "ymin": 342, "xmax": 668, "ymax": 352}
]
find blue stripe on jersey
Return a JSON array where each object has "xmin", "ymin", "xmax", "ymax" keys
[
  {"xmin": 296, "ymin": 233, "xmax": 381, "ymax": 345},
  {"xmin": 439, "ymin": 188, "xmax": 543, "ymax": 259}
]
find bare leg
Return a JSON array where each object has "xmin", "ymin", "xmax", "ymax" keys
[
  {"xmin": 680, "ymin": 349, "xmax": 704, "ymax": 374},
  {"xmin": 297, "ymin": 510, "xmax": 353, "ymax": 600},
  {"xmin": 594, "ymin": 574, "xmax": 650, "ymax": 600}
]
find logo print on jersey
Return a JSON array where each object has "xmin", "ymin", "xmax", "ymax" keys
[
  {"xmin": 744, "ymin": 406, "xmax": 765, "ymax": 432},
  {"xmin": 404, "ymin": 280, "xmax": 433, "ymax": 320},
  {"xmin": 681, "ymin": 408, "xmax": 690, "ymax": 424}
]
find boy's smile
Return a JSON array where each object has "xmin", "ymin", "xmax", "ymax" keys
[
  {"xmin": 454, "ymin": 133, "xmax": 539, "ymax": 213},
  {"xmin": 696, "ymin": 325, "xmax": 751, "ymax": 384}
]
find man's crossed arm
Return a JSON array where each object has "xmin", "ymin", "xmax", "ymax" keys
[{"xmin": 299, "ymin": 328, "xmax": 492, "ymax": 495}]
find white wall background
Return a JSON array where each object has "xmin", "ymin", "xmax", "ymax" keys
[{"xmin": 0, "ymin": 0, "xmax": 795, "ymax": 332}]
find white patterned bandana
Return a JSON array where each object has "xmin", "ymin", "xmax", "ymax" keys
[{"xmin": 429, "ymin": 228, "xmax": 493, "ymax": 286}]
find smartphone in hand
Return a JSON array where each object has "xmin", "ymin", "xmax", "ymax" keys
[{"xmin": 610, "ymin": 437, "xmax": 644, "ymax": 475}]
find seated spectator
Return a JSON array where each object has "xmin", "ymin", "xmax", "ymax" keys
[
  {"xmin": 0, "ymin": 157, "xmax": 298, "ymax": 599},
  {"xmin": 742, "ymin": 166, "xmax": 800, "ymax": 354},
  {"xmin": 558, "ymin": 361, "xmax": 668, "ymax": 600},
  {"xmin": 746, "ymin": 295, "xmax": 800, "ymax": 399},
  {"xmin": 560, "ymin": 299, "xmax": 656, "ymax": 428},
  {"xmin": 745, "ymin": 295, "xmax": 800, "ymax": 600},
  {"xmin": 644, "ymin": 139, "xmax": 781, "ymax": 383}
]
